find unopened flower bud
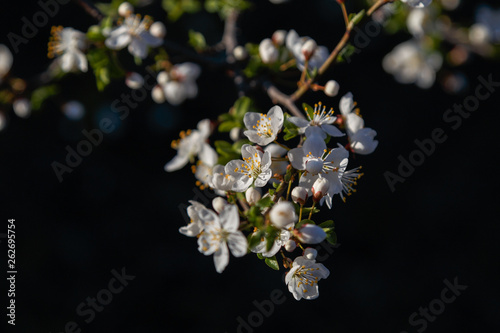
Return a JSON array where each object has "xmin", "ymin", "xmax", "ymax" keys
[
  {"xmin": 272, "ymin": 30, "xmax": 287, "ymax": 46},
  {"xmin": 324, "ymin": 80, "xmax": 340, "ymax": 97},
  {"xmin": 295, "ymin": 224, "xmax": 326, "ymax": 244},
  {"xmin": 13, "ymin": 98, "xmax": 31, "ymax": 118},
  {"xmin": 269, "ymin": 201, "xmax": 297, "ymax": 229},
  {"xmin": 245, "ymin": 187, "xmax": 261, "ymax": 206},
  {"xmin": 150, "ymin": 22, "xmax": 166, "ymax": 39},
  {"xmin": 157, "ymin": 71, "xmax": 170, "ymax": 85},
  {"xmin": 301, "ymin": 39, "xmax": 317, "ymax": 60},
  {"xmin": 212, "ymin": 197, "xmax": 229, "ymax": 214},
  {"xmin": 233, "ymin": 45, "xmax": 248, "ymax": 61},
  {"xmin": 303, "ymin": 247, "xmax": 318, "ymax": 260},
  {"xmin": 125, "ymin": 72, "xmax": 144, "ymax": 89},
  {"xmin": 291, "ymin": 186, "xmax": 308, "ymax": 205},
  {"xmin": 284, "ymin": 239, "xmax": 296, "ymax": 252},
  {"xmin": 118, "ymin": 2, "xmax": 134, "ymax": 17},
  {"xmin": 259, "ymin": 38, "xmax": 279, "ymax": 64},
  {"xmin": 151, "ymin": 85, "xmax": 165, "ymax": 103},
  {"xmin": 229, "ymin": 127, "xmax": 241, "ymax": 142},
  {"xmin": 312, "ymin": 177, "xmax": 330, "ymax": 202}
]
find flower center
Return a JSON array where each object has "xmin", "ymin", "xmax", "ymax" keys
[
  {"xmin": 294, "ymin": 265, "xmax": 321, "ymax": 292},
  {"xmin": 234, "ymin": 153, "xmax": 262, "ymax": 179},
  {"xmin": 253, "ymin": 114, "xmax": 274, "ymax": 138},
  {"xmin": 309, "ymin": 102, "xmax": 335, "ymax": 126}
]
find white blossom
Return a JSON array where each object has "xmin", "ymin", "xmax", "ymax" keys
[
  {"xmin": 251, "ymin": 229, "xmax": 291, "ymax": 257},
  {"xmin": 285, "ymin": 256, "xmax": 330, "ymax": 300},
  {"xmin": 197, "ymin": 204, "xmax": 248, "ymax": 273},
  {"xmin": 288, "ymin": 102, "xmax": 344, "ymax": 140},
  {"xmin": 259, "ymin": 38, "xmax": 279, "ymax": 64},
  {"xmin": 118, "ymin": 2, "xmax": 134, "ymax": 17},
  {"xmin": 13, "ymin": 99, "xmax": 31, "ymax": 119},
  {"xmin": 245, "ymin": 187, "xmax": 261, "ymax": 205},
  {"xmin": 243, "ymin": 106, "xmax": 284, "ymax": 146},
  {"xmin": 324, "ymin": 80, "xmax": 340, "ymax": 97},
  {"xmin": 286, "ymin": 30, "xmax": 329, "ymax": 71},
  {"xmin": 156, "ymin": 63, "xmax": 201, "ymax": 105},
  {"xmin": 339, "ymin": 93, "xmax": 378, "ymax": 155},
  {"xmin": 303, "ymin": 247, "xmax": 317, "ymax": 260},
  {"xmin": 295, "ymin": 224, "xmax": 327, "ymax": 244},
  {"xmin": 211, "ymin": 164, "xmax": 237, "ymax": 193},
  {"xmin": 164, "ymin": 119, "xmax": 212, "ymax": 172},
  {"xmin": 149, "ymin": 21, "xmax": 166, "ymax": 39},
  {"xmin": 382, "ymin": 39, "xmax": 443, "ymax": 89},
  {"xmin": 48, "ymin": 26, "xmax": 88, "ymax": 73},
  {"xmin": 225, "ymin": 145, "xmax": 272, "ymax": 192},
  {"xmin": 179, "ymin": 200, "xmax": 205, "ymax": 237},
  {"xmin": 125, "ymin": 72, "xmax": 144, "ymax": 89},
  {"xmin": 472, "ymin": 5, "xmax": 500, "ymax": 44},
  {"xmin": 288, "ymin": 136, "xmax": 349, "ymax": 208},
  {"xmin": 105, "ymin": 14, "xmax": 163, "ymax": 59},
  {"xmin": 291, "ymin": 186, "xmax": 308, "ymax": 205}
]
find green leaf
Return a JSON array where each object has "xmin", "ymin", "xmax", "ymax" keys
[
  {"xmin": 264, "ymin": 256, "xmax": 279, "ymax": 271},
  {"xmin": 256, "ymin": 253, "xmax": 264, "ymax": 260},
  {"xmin": 218, "ymin": 120, "xmax": 240, "ymax": 132},
  {"xmin": 283, "ymin": 116, "xmax": 300, "ymax": 141},
  {"xmin": 214, "ymin": 140, "xmax": 235, "ymax": 156},
  {"xmin": 350, "ymin": 9, "xmax": 365, "ymax": 26},
  {"xmin": 256, "ymin": 196, "xmax": 273, "ymax": 208},
  {"xmin": 188, "ymin": 30, "xmax": 207, "ymax": 52},
  {"xmin": 319, "ymin": 220, "xmax": 334, "ymax": 228},
  {"xmin": 295, "ymin": 219, "xmax": 315, "ymax": 229},
  {"xmin": 30, "ymin": 85, "xmax": 59, "ymax": 110},
  {"xmin": 248, "ymin": 230, "xmax": 264, "ymax": 251},
  {"xmin": 162, "ymin": 0, "xmax": 202, "ymax": 21},
  {"xmin": 326, "ymin": 232, "xmax": 338, "ymax": 245},
  {"xmin": 337, "ymin": 43, "xmax": 358, "ymax": 64}
]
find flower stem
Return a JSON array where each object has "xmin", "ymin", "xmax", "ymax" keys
[
  {"xmin": 308, "ymin": 201, "xmax": 316, "ymax": 220},
  {"xmin": 286, "ymin": 179, "xmax": 292, "ymax": 201},
  {"xmin": 273, "ymin": 140, "xmax": 291, "ymax": 151},
  {"xmin": 340, "ymin": 2, "xmax": 349, "ymax": 29},
  {"xmin": 298, "ymin": 204, "xmax": 303, "ymax": 222}
]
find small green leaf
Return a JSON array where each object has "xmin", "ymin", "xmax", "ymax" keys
[
  {"xmin": 326, "ymin": 232, "xmax": 338, "ymax": 245},
  {"xmin": 30, "ymin": 85, "xmax": 59, "ymax": 110},
  {"xmin": 256, "ymin": 196, "xmax": 273, "ymax": 208},
  {"xmin": 302, "ymin": 103, "xmax": 314, "ymax": 120},
  {"xmin": 351, "ymin": 9, "xmax": 365, "ymax": 26},
  {"xmin": 295, "ymin": 219, "xmax": 315, "ymax": 229},
  {"xmin": 188, "ymin": 30, "xmax": 207, "ymax": 52},
  {"xmin": 264, "ymin": 256, "xmax": 279, "ymax": 271},
  {"xmin": 256, "ymin": 253, "xmax": 264, "ymax": 260},
  {"xmin": 319, "ymin": 220, "xmax": 334, "ymax": 228},
  {"xmin": 248, "ymin": 230, "xmax": 264, "ymax": 251},
  {"xmin": 214, "ymin": 140, "xmax": 235, "ymax": 156},
  {"xmin": 218, "ymin": 120, "xmax": 240, "ymax": 132}
]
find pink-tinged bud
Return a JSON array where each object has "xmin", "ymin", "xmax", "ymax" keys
[
  {"xmin": 212, "ymin": 197, "xmax": 228, "ymax": 214},
  {"xmin": 303, "ymin": 247, "xmax": 318, "ymax": 260},
  {"xmin": 284, "ymin": 239, "xmax": 296, "ymax": 252},
  {"xmin": 270, "ymin": 201, "xmax": 297, "ymax": 229},
  {"xmin": 324, "ymin": 80, "xmax": 340, "ymax": 97},
  {"xmin": 245, "ymin": 187, "xmax": 261, "ymax": 206},
  {"xmin": 295, "ymin": 224, "xmax": 326, "ymax": 244},
  {"xmin": 291, "ymin": 186, "xmax": 308, "ymax": 205},
  {"xmin": 301, "ymin": 39, "xmax": 317, "ymax": 60},
  {"xmin": 118, "ymin": 2, "xmax": 134, "ymax": 17},
  {"xmin": 259, "ymin": 38, "xmax": 279, "ymax": 64},
  {"xmin": 312, "ymin": 177, "xmax": 330, "ymax": 202},
  {"xmin": 150, "ymin": 22, "xmax": 166, "ymax": 39},
  {"xmin": 272, "ymin": 30, "xmax": 287, "ymax": 46},
  {"xmin": 125, "ymin": 72, "xmax": 144, "ymax": 90}
]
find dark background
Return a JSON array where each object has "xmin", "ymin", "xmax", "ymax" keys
[{"xmin": 1, "ymin": 0, "xmax": 499, "ymax": 332}]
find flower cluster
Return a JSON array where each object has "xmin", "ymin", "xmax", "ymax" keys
[{"xmin": 167, "ymin": 89, "xmax": 377, "ymax": 300}]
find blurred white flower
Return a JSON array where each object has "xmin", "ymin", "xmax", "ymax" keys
[
  {"xmin": 48, "ymin": 26, "xmax": 88, "ymax": 73},
  {"xmin": 401, "ymin": 0, "xmax": 432, "ymax": 8},
  {"xmin": 382, "ymin": 39, "xmax": 442, "ymax": 89},
  {"xmin": 269, "ymin": 201, "xmax": 297, "ymax": 229},
  {"xmin": 286, "ymin": 30, "xmax": 329, "ymax": 71},
  {"xmin": 0, "ymin": 44, "xmax": 13, "ymax": 82},
  {"xmin": 125, "ymin": 72, "xmax": 144, "ymax": 89},
  {"xmin": 13, "ymin": 98, "xmax": 31, "ymax": 119},
  {"xmin": 149, "ymin": 21, "xmax": 166, "ymax": 39},
  {"xmin": 164, "ymin": 119, "xmax": 212, "ymax": 172},
  {"xmin": 62, "ymin": 101, "xmax": 85, "ymax": 121},
  {"xmin": 105, "ymin": 14, "xmax": 163, "ymax": 59},
  {"xmin": 259, "ymin": 38, "xmax": 279, "ymax": 64},
  {"xmin": 155, "ymin": 63, "xmax": 201, "ymax": 105},
  {"xmin": 473, "ymin": 5, "xmax": 500, "ymax": 44}
]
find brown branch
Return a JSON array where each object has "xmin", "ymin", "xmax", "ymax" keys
[
  {"xmin": 263, "ymin": 81, "xmax": 304, "ymax": 119},
  {"xmin": 72, "ymin": 0, "xmax": 104, "ymax": 22}
]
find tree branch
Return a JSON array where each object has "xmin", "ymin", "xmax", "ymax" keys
[
  {"xmin": 72, "ymin": 0, "xmax": 104, "ymax": 22},
  {"xmin": 263, "ymin": 81, "xmax": 304, "ymax": 119}
]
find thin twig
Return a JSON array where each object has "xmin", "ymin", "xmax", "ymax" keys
[
  {"xmin": 263, "ymin": 81, "xmax": 304, "ymax": 119},
  {"xmin": 72, "ymin": 0, "xmax": 104, "ymax": 22}
]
